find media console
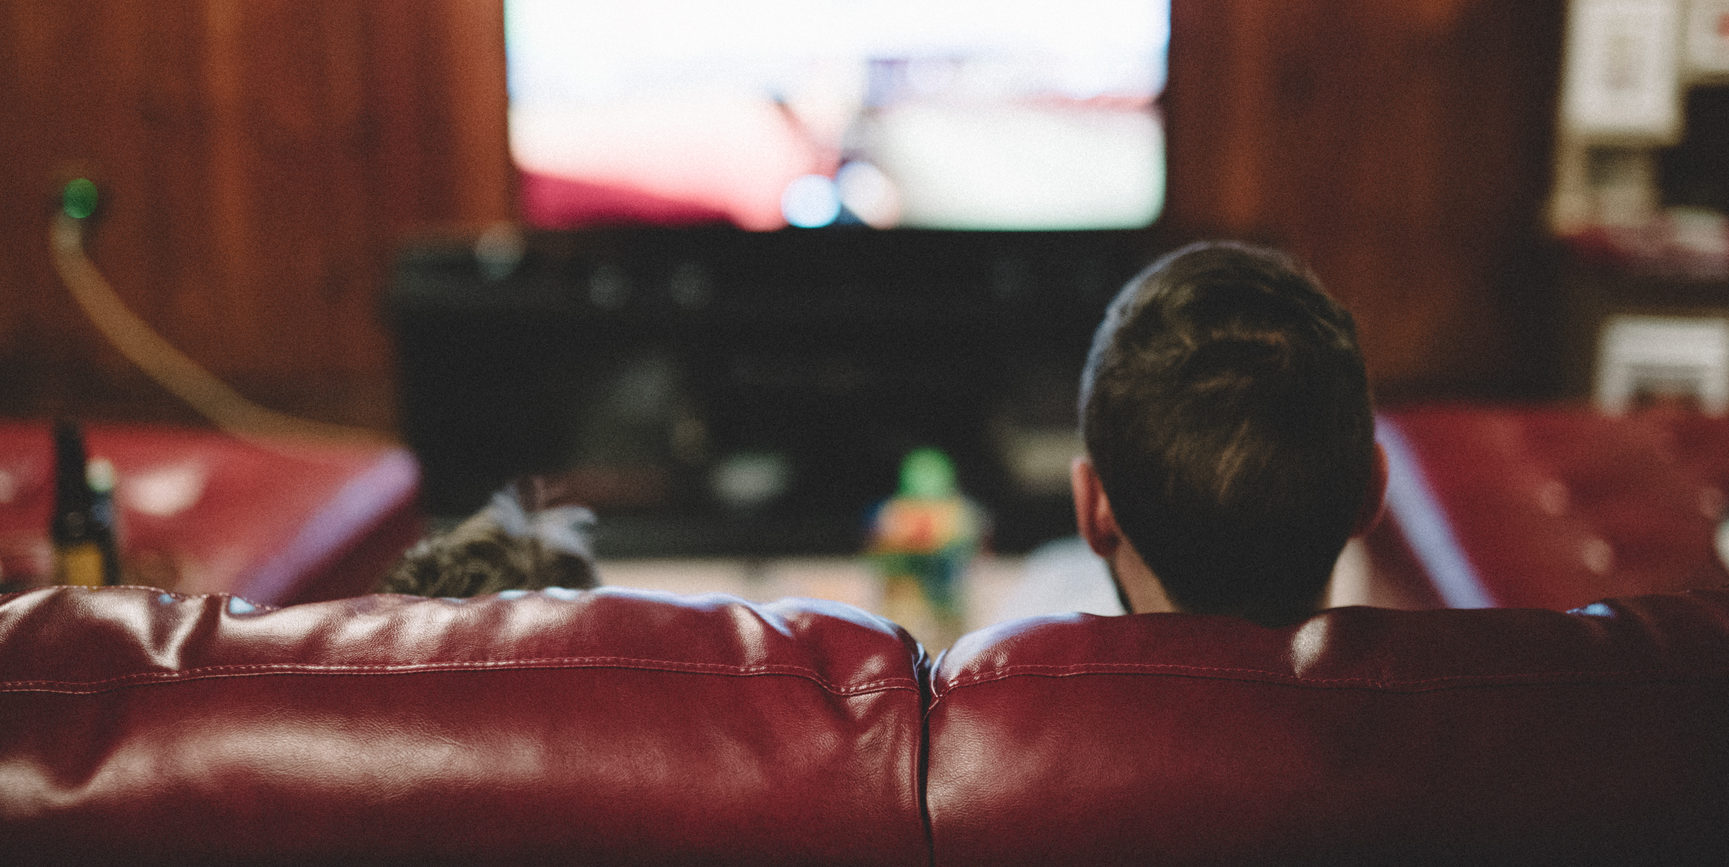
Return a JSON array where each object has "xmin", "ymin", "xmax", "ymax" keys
[{"xmin": 387, "ymin": 226, "xmax": 1162, "ymax": 556}]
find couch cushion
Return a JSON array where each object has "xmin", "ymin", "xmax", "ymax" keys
[
  {"xmin": 0, "ymin": 585, "xmax": 929, "ymax": 865},
  {"xmin": 926, "ymin": 590, "xmax": 1729, "ymax": 865}
]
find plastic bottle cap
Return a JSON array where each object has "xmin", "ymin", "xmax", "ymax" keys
[{"xmin": 899, "ymin": 447, "xmax": 957, "ymax": 499}]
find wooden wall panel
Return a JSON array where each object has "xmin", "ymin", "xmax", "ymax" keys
[
  {"xmin": 0, "ymin": 0, "xmax": 1562, "ymax": 434},
  {"xmin": 1164, "ymin": 0, "xmax": 1565, "ymax": 398},
  {"xmin": 0, "ymin": 0, "xmax": 510, "ymax": 432}
]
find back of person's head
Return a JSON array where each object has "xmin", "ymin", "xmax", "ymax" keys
[{"xmin": 1079, "ymin": 241, "xmax": 1374, "ymax": 625}]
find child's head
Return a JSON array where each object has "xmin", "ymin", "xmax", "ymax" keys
[{"xmin": 380, "ymin": 480, "xmax": 598, "ymax": 597}]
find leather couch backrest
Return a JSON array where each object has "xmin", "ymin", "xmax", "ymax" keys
[
  {"xmin": 0, "ymin": 586, "xmax": 930, "ymax": 865},
  {"xmin": 927, "ymin": 589, "xmax": 1729, "ymax": 865}
]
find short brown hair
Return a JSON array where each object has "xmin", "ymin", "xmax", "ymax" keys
[{"xmin": 1080, "ymin": 241, "xmax": 1374, "ymax": 625}]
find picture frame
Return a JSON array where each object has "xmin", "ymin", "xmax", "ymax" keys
[
  {"xmin": 1686, "ymin": 0, "xmax": 1729, "ymax": 75},
  {"xmin": 1561, "ymin": 0, "xmax": 1684, "ymax": 142}
]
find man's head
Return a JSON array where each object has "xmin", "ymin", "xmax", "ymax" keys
[{"xmin": 1074, "ymin": 241, "xmax": 1381, "ymax": 626}]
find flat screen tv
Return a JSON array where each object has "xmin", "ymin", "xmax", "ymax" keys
[{"xmin": 505, "ymin": 0, "xmax": 1169, "ymax": 232}]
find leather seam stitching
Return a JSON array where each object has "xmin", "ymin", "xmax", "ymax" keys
[
  {"xmin": 932, "ymin": 663, "xmax": 1729, "ymax": 696},
  {"xmin": 1, "ymin": 659, "xmax": 922, "ymax": 697}
]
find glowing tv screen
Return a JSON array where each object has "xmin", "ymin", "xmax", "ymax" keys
[{"xmin": 505, "ymin": 0, "xmax": 1168, "ymax": 231}]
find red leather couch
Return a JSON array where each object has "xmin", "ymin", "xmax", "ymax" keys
[
  {"xmin": 0, "ymin": 421, "xmax": 422, "ymax": 605},
  {"xmin": 1362, "ymin": 403, "xmax": 1729, "ymax": 609},
  {"xmin": 1366, "ymin": 405, "xmax": 1729, "ymax": 611},
  {"xmin": 5, "ymin": 584, "xmax": 1727, "ymax": 864}
]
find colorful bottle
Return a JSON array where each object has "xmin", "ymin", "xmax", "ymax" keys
[{"xmin": 867, "ymin": 447, "xmax": 984, "ymax": 647}]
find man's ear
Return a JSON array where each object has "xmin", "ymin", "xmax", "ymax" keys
[
  {"xmin": 1071, "ymin": 456, "xmax": 1121, "ymax": 557},
  {"xmin": 1352, "ymin": 443, "xmax": 1389, "ymax": 536}
]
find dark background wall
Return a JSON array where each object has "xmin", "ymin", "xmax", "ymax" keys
[{"xmin": 0, "ymin": 0, "xmax": 1565, "ymax": 434}]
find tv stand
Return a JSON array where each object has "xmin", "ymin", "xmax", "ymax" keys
[{"xmin": 387, "ymin": 226, "xmax": 1158, "ymax": 555}]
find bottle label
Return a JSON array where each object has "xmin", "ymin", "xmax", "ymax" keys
[{"xmin": 56, "ymin": 543, "xmax": 107, "ymax": 587}]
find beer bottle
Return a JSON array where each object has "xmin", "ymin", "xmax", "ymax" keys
[{"xmin": 51, "ymin": 420, "xmax": 121, "ymax": 586}]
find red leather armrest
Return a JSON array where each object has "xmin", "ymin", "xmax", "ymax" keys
[{"xmin": 0, "ymin": 422, "xmax": 422, "ymax": 604}]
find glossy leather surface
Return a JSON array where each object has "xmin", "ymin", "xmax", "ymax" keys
[
  {"xmin": 1369, "ymin": 405, "xmax": 1729, "ymax": 610},
  {"xmin": 927, "ymin": 589, "xmax": 1729, "ymax": 865},
  {"xmin": 0, "ymin": 422, "xmax": 422, "ymax": 604},
  {"xmin": 6, "ymin": 583, "xmax": 1728, "ymax": 863},
  {"xmin": 0, "ymin": 585, "xmax": 929, "ymax": 864}
]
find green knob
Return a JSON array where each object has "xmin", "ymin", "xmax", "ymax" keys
[{"xmin": 62, "ymin": 177, "xmax": 99, "ymax": 220}]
